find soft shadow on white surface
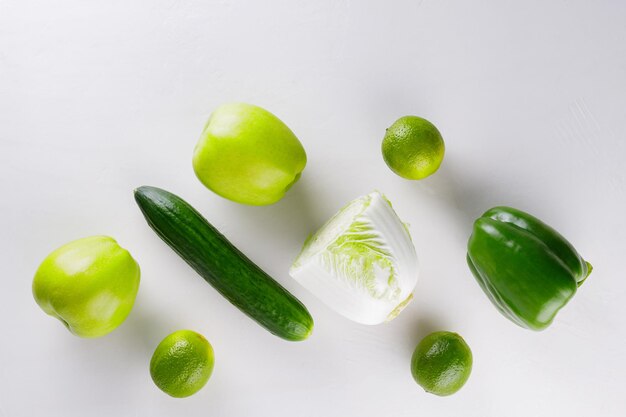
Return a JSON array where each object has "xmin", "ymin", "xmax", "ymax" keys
[
  {"xmin": 115, "ymin": 300, "xmax": 181, "ymax": 354},
  {"xmin": 404, "ymin": 159, "xmax": 525, "ymax": 225},
  {"xmin": 401, "ymin": 313, "xmax": 451, "ymax": 357},
  {"xmin": 221, "ymin": 173, "xmax": 321, "ymax": 244}
]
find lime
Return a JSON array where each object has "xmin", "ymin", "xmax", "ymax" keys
[
  {"xmin": 150, "ymin": 330, "xmax": 214, "ymax": 398},
  {"xmin": 381, "ymin": 116, "xmax": 445, "ymax": 180},
  {"xmin": 410, "ymin": 331, "xmax": 472, "ymax": 396}
]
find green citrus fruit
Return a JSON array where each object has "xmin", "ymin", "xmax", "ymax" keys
[
  {"xmin": 381, "ymin": 116, "xmax": 445, "ymax": 180},
  {"xmin": 32, "ymin": 236, "xmax": 140, "ymax": 338},
  {"xmin": 150, "ymin": 330, "xmax": 215, "ymax": 398},
  {"xmin": 410, "ymin": 331, "xmax": 472, "ymax": 396},
  {"xmin": 192, "ymin": 102, "xmax": 307, "ymax": 206}
]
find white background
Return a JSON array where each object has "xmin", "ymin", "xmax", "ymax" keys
[{"xmin": 1, "ymin": 1, "xmax": 625, "ymax": 416}]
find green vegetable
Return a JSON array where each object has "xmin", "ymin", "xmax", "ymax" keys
[
  {"xmin": 411, "ymin": 331, "xmax": 473, "ymax": 396},
  {"xmin": 134, "ymin": 186, "xmax": 314, "ymax": 341},
  {"xmin": 32, "ymin": 236, "xmax": 140, "ymax": 338},
  {"xmin": 467, "ymin": 206, "xmax": 592, "ymax": 330},
  {"xmin": 193, "ymin": 102, "xmax": 307, "ymax": 206},
  {"xmin": 290, "ymin": 191, "xmax": 418, "ymax": 325}
]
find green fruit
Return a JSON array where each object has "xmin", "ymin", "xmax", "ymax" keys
[
  {"xmin": 382, "ymin": 116, "xmax": 445, "ymax": 180},
  {"xmin": 410, "ymin": 331, "xmax": 472, "ymax": 396},
  {"xmin": 32, "ymin": 236, "xmax": 140, "ymax": 338},
  {"xmin": 193, "ymin": 102, "xmax": 307, "ymax": 205},
  {"xmin": 150, "ymin": 330, "xmax": 214, "ymax": 398}
]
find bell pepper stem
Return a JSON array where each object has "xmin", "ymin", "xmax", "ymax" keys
[{"xmin": 577, "ymin": 261, "xmax": 593, "ymax": 287}]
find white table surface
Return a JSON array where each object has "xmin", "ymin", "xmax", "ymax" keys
[{"xmin": 2, "ymin": 1, "xmax": 625, "ymax": 416}]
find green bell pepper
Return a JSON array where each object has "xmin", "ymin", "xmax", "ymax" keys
[{"xmin": 467, "ymin": 206, "xmax": 592, "ymax": 330}]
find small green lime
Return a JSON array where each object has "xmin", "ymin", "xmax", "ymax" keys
[
  {"xmin": 150, "ymin": 330, "xmax": 214, "ymax": 398},
  {"xmin": 381, "ymin": 116, "xmax": 445, "ymax": 180},
  {"xmin": 410, "ymin": 331, "xmax": 472, "ymax": 396}
]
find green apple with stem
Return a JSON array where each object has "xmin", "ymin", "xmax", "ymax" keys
[
  {"xmin": 193, "ymin": 102, "xmax": 307, "ymax": 205},
  {"xmin": 32, "ymin": 236, "xmax": 140, "ymax": 338}
]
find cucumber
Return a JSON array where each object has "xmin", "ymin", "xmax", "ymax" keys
[{"xmin": 134, "ymin": 186, "xmax": 314, "ymax": 341}]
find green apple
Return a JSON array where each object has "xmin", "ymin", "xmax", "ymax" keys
[
  {"xmin": 32, "ymin": 236, "xmax": 140, "ymax": 338},
  {"xmin": 192, "ymin": 102, "xmax": 307, "ymax": 205}
]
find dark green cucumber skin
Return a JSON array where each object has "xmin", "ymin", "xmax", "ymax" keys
[{"xmin": 134, "ymin": 186, "xmax": 313, "ymax": 341}]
